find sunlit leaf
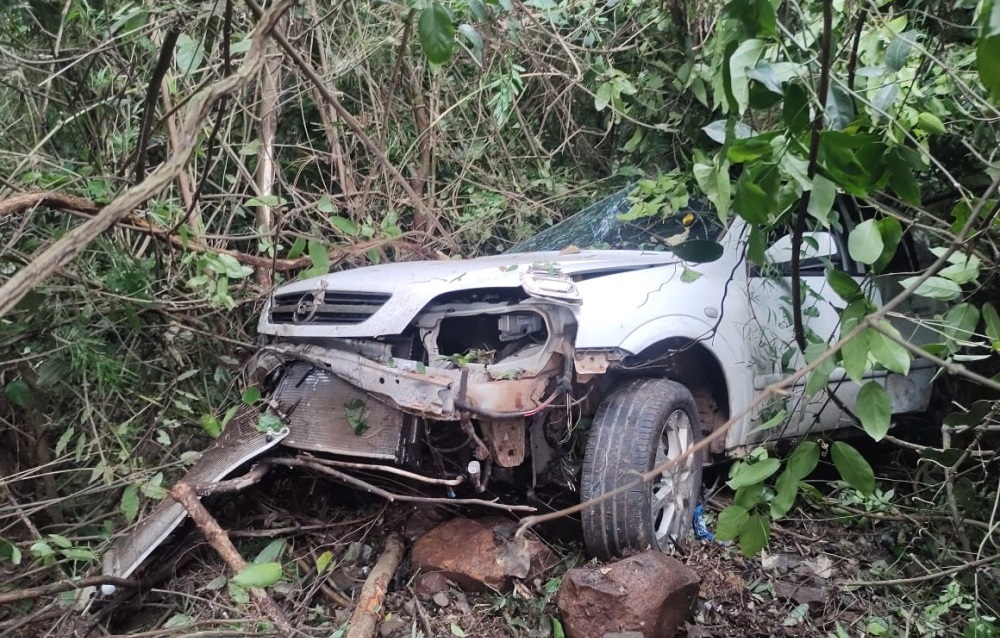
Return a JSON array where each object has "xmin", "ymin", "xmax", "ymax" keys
[
  {"xmin": 232, "ymin": 562, "xmax": 283, "ymax": 588},
  {"xmin": 856, "ymin": 381, "xmax": 891, "ymax": 441},
  {"xmin": 898, "ymin": 275, "xmax": 962, "ymax": 300},
  {"xmin": 847, "ymin": 219, "xmax": 884, "ymax": 265},
  {"xmin": 728, "ymin": 457, "xmax": 781, "ymax": 489}
]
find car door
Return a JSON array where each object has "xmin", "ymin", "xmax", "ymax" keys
[{"xmin": 744, "ymin": 224, "xmax": 865, "ymax": 442}]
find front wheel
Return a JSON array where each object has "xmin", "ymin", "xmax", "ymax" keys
[{"xmin": 580, "ymin": 378, "xmax": 704, "ymax": 560}]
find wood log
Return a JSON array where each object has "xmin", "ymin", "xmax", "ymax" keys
[{"xmin": 344, "ymin": 534, "xmax": 405, "ymax": 638}]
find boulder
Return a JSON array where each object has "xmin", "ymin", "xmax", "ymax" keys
[
  {"xmin": 411, "ymin": 516, "xmax": 558, "ymax": 592},
  {"xmin": 555, "ymin": 551, "xmax": 700, "ymax": 638}
]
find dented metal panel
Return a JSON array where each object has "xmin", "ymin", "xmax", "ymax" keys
[
  {"xmin": 264, "ymin": 343, "xmax": 555, "ymax": 419},
  {"xmin": 102, "ymin": 407, "xmax": 288, "ymax": 580},
  {"xmin": 273, "ymin": 362, "xmax": 404, "ymax": 460}
]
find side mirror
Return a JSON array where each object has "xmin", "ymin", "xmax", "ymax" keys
[{"xmin": 765, "ymin": 232, "xmax": 838, "ymax": 265}]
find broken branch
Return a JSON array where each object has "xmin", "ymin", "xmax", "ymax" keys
[
  {"xmin": 170, "ymin": 482, "xmax": 295, "ymax": 637},
  {"xmin": 344, "ymin": 534, "xmax": 405, "ymax": 638},
  {"xmin": 0, "ymin": 0, "xmax": 295, "ymax": 319},
  {"xmin": 275, "ymin": 456, "xmax": 536, "ymax": 512},
  {"xmin": 0, "ymin": 576, "xmax": 139, "ymax": 606}
]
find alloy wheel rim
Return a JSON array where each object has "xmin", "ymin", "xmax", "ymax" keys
[{"xmin": 651, "ymin": 409, "xmax": 696, "ymax": 551}]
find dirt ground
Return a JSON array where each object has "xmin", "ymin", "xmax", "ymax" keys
[{"xmin": 0, "ymin": 466, "xmax": 974, "ymax": 638}]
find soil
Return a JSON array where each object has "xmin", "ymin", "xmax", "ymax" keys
[{"xmin": 1, "ymin": 468, "xmax": 967, "ymax": 638}]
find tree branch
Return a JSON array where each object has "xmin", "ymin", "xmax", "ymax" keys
[
  {"xmin": 791, "ymin": 0, "xmax": 834, "ymax": 352},
  {"xmin": 0, "ymin": 0, "xmax": 297, "ymax": 319}
]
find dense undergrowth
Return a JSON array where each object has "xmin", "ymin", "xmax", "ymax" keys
[{"xmin": 1, "ymin": 0, "xmax": 999, "ymax": 635}]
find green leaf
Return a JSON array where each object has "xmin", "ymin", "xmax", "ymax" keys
[
  {"xmin": 756, "ymin": 409, "xmax": 787, "ymax": 431},
  {"xmin": 715, "ymin": 505, "xmax": 750, "ymax": 541},
  {"xmin": 316, "ymin": 196, "xmax": 335, "ymax": 214},
  {"xmin": 826, "ymin": 268, "xmax": 862, "ymax": 302},
  {"xmin": 671, "ymin": 240, "xmax": 724, "ymax": 263},
  {"xmin": 978, "ymin": 35, "xmax": 1000, "ymax": 103},
  {"xmin": 807, "ymin": 175, "xmax": 837, "ymax": 226},
  {"xmin": 733, "ymin": 483, "xmax": 764, "ymax": 509},
  {"xmin": 120, "ymin": 485, "xmax": 140, "ymax": 522},
  {"xmin": 770, "ymin": 469, "xmax": 799, "ymax": 518},
  {"xmin": 787, "ymin": 441, "xmax": 820, "ymax": 480},
  {"xmin": 983, "ymin": 303, "xmax": 1000, "ymax": 346},
  {"xmin": 0, "ymin": 538, "xmax": 22, "ymax": 565},
  {"xmin": 316, "ymin": 550, "xmax": 334, "ymax": 574},
  {"xmin": 256, "ymin": 413, "xmax": 284, "ymax": 433},
  {"xmin": 728, "ymin": 39, "xmax": 765, "ymax": 115},
  {"xmin": 831, "ymin": 441, "xmax": 876, "ymax": 494},
  {"xmin": 888, "ymin": 161, "xmax": 921, "ymax": 207},
  {"xmin": 286, "ymin": 236, "xmax": 307, "ymax": 260},
  {"xmin": 872, "ymin": 217, "xmax": 903, "ymax": 273},
  {"xmin": 727, "ymin": 136, "xmax": 775, "ymax": 162},
  {"xmin": 885, "ymin": 31, "xmax": 917, "ymax": 72},
  {"xmin": 330, "ymin": 215, "xmax": 359, "ymax": 236},
  {"xmin": 253, "ymin": 539, "xmax": 286, "ymax": 565},
  {"xmin": 174, "ymin": 33, "xmax": 204, "ymax": 76},
  {"xmin": 917, "ymin": 112, "xmax": 946, "ymax": 135},
  {"xmin": 450, "ymin": 623, "xmax": 467, "ymax": 637},
  {"xmin": 733, "ymin": 164, "xmax": 779, "ymax": 224},
  {"xmin": 943, "ymin": 303, "xmax": 980, "ymax": 343},
  {"xmin": 869, "ymin": 321, "xmax": 910, "ymax": 375},
  {"xmin": 246, "ymin": 195, "xmax": 282, "ymax": 207},
  {"xmin": 739, "ymin": 514, "xmax": 770, "ymax": 556},
  {"xmin": 856, "ymin": 381, "xmax": 891, "ymax": 441},
  {"xmin": 418, "ymin": 3, "xmax": 455, "ymax": 65},
  {"xmin": 242, "ymin": 387, "xmax": 261, "ymax": 405},
  {"xmin": 938, "ymin": 255, "xmax": 981, "ymax": 285},
  {"xmin": 594, "ymin": 82, "xmax": 613, "ymax": 111},
  {"xmin": 300, "ymin": 240, "xmax": 330, "ymax": 278},
  {"xmin": 899, "ymin": 275, "xmax": 962, "ymax": 301},
  {"xmin": 199, "ymin": 414, "xmax": 222, "ymax": 438},
  {"xmin": 847, "ymin": 219, "xmax": 883, "ymax": 265},
  {"xmin": 783, "ymin": 82, "xmax": 810, "ymax": 134},
  {"xmin": 680, "ymin": 266, "xmax": 702, "ymax": 283},
  {"xmin": 4, "ymin": 380, "xmax": 32, "ymax": 407},
  {"xmin": 840, "ymin": 310, "xmax": 871, "ymax": 384},
  {"xmin": 457, "ymin": 24, "xmax": 484, "ymax": 63},
  {"xmin": 692, "ymin": 158, "xmax": 732, "ymax": 223},
  {"xmin": 728, "ymin": 457, "xmax": 781, "ymax": 489},
  {"xmin": 231, "ymin": 562, "xmax": 283, "ymax": 588}
]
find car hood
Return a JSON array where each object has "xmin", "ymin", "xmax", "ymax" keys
[{"xmin": 258, "ymin": 250, "xmax": 679, "ymax": 338}]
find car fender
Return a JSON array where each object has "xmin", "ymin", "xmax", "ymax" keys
[{"xmin": 600, "ymin": 314, "xmax": 754, "ymax": 450}]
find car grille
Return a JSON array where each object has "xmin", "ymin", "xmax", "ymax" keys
[{"xmin": 269, "ymin": 291, "xmax": 390, "ymax": 325}]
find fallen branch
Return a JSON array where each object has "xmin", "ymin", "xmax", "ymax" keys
[
  {"xmin": 275, "ymin": 456, "xmax": 536, "ymax": 512},
  {"xmin": 170, "ymin": 482, "xmax": 296, "ymax": 637},
  {"xmin": 0, "ymin": 190, "xmax": 429, "ymax": 272},
  {"xmin": 344, "ymin": 534, "xmax": 405, "ymax": 638},
  {"xmin": 0, "ymin": 0, "xmax": 295, "ymax": 319},
  {"xmin": 0, "ymin": 576, "xmax": 140, "ymax": 606}
]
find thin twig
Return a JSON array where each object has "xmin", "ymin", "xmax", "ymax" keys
[
  {"xmin": 171, "ymin": 482, "xmax": 296, "ymax": 637},
  {"xmin": 0, "ymin": 0, "xmax": 297, "ymax": 319}
]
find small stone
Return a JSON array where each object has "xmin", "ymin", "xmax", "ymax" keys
[
  {"xmin": 379, "ymin": 617, "xmax": 407, "ymax": 637},
  {"xmin": 432, "ymin": 592, "xmax": 450, "ymax": 608},
  {"xmin": 415, "ymin": 572, "xmax": 450, "ymax": 598}
]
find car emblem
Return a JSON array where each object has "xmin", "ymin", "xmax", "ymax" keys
[{"xmin": 292, "ymin": 292, "xmax": 320, "ymax": 324}]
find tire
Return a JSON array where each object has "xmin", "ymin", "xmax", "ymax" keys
[{"xmin": 580, "ymin": 378, "xmax": 704, "ymax": 560}]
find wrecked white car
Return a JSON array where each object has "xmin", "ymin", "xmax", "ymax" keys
[{"xmin": 103, "ymin": 185, "xmax": 939, "ymax": 580}]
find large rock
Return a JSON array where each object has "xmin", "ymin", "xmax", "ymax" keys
[
  {"xmin": 411, "ymin": 516, "xmax": 558, "ymax": 592},
  {"xmin": 555, "ymin": 551, "xmax": 700, "ymax": 638}
]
